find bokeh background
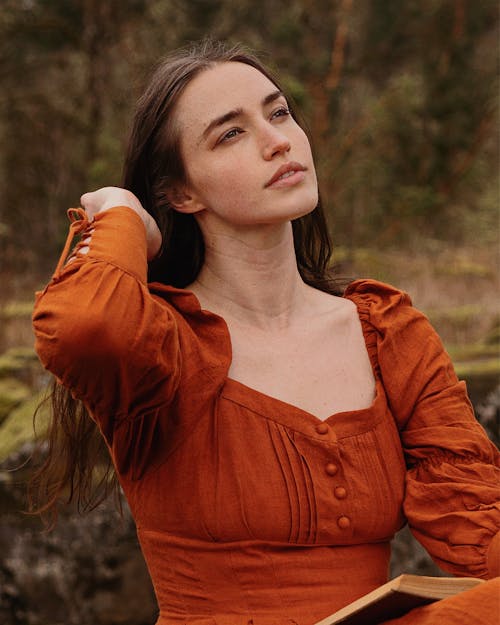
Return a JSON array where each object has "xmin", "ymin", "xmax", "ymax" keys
[{"xmin": 0, "ymin": 1, "xmax": 499, "ymax": 623}]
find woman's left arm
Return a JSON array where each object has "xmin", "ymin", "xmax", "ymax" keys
[{"xmin": 352, "ymin": 281, "xmax": 500, "ymax": 579}]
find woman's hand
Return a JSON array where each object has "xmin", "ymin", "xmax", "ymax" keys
[{"xmin": 80, "ymin": 187, "xmax": 162, "ymax": 260}]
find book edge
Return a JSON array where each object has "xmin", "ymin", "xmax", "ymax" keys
[{"xmin": 313, "ymin": 575, "xmax": 483, "ymax": 625}]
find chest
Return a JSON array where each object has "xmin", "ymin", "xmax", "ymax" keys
[
  {"xmin": 226, "ymin": 311, "xmax": 376, "ymax": 420},
  {"xmin": 129, "ymin": 381, "xmax": 406, "ymax": 545}
]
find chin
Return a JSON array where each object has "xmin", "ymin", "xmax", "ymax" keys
[{"xmin": 288, "ymin": 189, "xmax": 319, "ymax": 221}]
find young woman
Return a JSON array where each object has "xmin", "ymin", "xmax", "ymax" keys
[{"xmin": 32, "ymin": 40, "xmax": 499, "ymax": 625}]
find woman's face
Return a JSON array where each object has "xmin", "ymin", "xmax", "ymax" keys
[{"xmin": 171, "ymin": 62, "xmax": 318, "ymax": 229}]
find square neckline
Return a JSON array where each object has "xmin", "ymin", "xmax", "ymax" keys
[
  {"xmin": 152, "ymin": 282, "xmax": 383, "ymax": 427},
  {"xmin": 221, "ymin": 376, "xmax": 385, "ymax": 436}
]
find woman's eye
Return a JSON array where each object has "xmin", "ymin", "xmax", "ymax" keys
[
  {"xmin": 219, "ymin": 128, "xmax": 243, "ymax": 143},
  {"xmin": 271, "ymin": 106, "xmax": 290, "ymax": 120}
]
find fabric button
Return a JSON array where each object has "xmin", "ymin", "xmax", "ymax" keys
[
  {"xmin": 325, "ymin": 463, "xmax": 338, "ymax": 476},
  {"xmin": 334, "ymin": 486, "xmax": 347, "ymax": 499},
  {"xmin": 337, "ymin": 515, "xmax": 351, "ymax": 529},
  {"xmin": 316, "ymin": 423, "xmax": 329, "ymax": 435}
]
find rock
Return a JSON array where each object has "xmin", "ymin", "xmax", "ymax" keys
[
  {"xmin": 0, "ymin": 378, "xmax": 31, "ymax": 425},
  {"xmin": 476, "ymin": 384, "xmax": 500, "ymax": 447},
  {"xmin": 0, "ymin": 347, "xmax": 40, "ymax": 379},
  {"xmin": 456, "ymin": 360, "xmax": 500, "ymax": 408},
  {"xmin": 0, "ymin": 490, "xmax": 157, "ymax": 625},
  {"xmin": 390, "ymin": 525, "xmax": 443, "ymax": 578},
  {"xmin": 0, "ymin": 392, "xmax": 49, "ymax": 463}
]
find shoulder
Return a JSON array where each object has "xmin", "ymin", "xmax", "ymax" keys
[
  {"xmin": 305, "ymin": 283, "xmax": 360, "ymax": 329},
  {"xmin": 305, "ymin": 279, "xmax": 420, "ymax": 335},
  {"xmin": 343, "ymin": 278, "xmax": 412, "ymax": 309},
  {"xmin": 344, "ymin": 281, "xmax": 461, "ymax": 425},
  {"xmin": 343, "ymin": 279, "xmax": 455, "ymax": 383},
  {"xmin": 343, "ymin": 278, "xmax": 424, "ymax": 337}
]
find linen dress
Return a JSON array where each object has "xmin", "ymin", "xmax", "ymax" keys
[{"xmin": 32, "ymin": 206, "xmax": 500, "ymax": 625}]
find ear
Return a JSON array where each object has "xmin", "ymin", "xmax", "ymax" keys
[{"xmin": 167, "ymin": 185, "xmax": 205, "ymax": 215}]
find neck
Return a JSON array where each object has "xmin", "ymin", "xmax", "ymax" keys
[{"xmin": 189, "ymin": 220, "xmax": 310, "ymax": 329}]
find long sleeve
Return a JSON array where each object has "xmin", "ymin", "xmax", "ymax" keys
[
  {"xmin": 345, "ymin": 279, "xmax": 500, "ymax": 579},
  {"xmin": 32, "ymin": 206, "xmax": 182, "ymax": 444}
]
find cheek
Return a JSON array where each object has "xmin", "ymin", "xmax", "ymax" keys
[
  {"xmin": 296, "ymin": 128, "xmax": 314, "ymax": 163},
  {"xmin": 198, "ymin": 171, "xmax": 236, "ymax": 199},
  {"xmin": 192, "ymin": 162, "xmax": 259, "ymax": 206}
]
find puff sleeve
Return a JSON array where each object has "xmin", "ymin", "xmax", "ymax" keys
[
  {"xmin": 345, "ymin": 279, "xmax": 500, "ymax": 579},
  {"xmin": 32, "ymin": 206, "xmax": 182, "ymax": 444}
]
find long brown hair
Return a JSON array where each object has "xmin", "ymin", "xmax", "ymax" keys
[{"xmin": 31, "ymin": 39, "xmax": 339, "ymax": 525}]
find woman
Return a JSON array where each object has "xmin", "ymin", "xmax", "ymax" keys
[{"xmin": 32, "ymin": 40, "xmax": 499, "ymax": 625}]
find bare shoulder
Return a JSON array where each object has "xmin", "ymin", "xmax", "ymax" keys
[{"xmin": 304, "ymin": 284, "xmax": 358, "ymax": 322}]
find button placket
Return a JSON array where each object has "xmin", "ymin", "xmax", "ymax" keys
[
  {"xmin": 332, "ymin": 476, "xmax": 349, "ymax": 528},
  {"xmin": 314, "ymin": 423, "xmax": 351, "ymax": 532}
]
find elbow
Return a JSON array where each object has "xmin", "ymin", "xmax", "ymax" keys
[{"xmin": 33, "ymin": 301, "xmax": 123, "ymax": 385}]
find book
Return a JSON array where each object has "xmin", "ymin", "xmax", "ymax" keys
[{"xmin": 313, "ymin": 574, "xmax": 484, "ymax": 625}]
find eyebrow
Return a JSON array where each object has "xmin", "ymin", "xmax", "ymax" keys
[{"xmin": 201, "ymin": 89, "xmax": 285, "ymax": 141}]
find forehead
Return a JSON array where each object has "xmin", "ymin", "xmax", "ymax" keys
[{"xmin": 174, "ymin": 62, "xmax": 279, "ymax": 136}]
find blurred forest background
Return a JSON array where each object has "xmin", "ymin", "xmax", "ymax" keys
[
  {"xmin": 0, "ymin": 1, "xmax": 499, "ymax": 624},
  {"xmin": 1, "ymin": 0, "xmax": 499, "ymax": 288}
]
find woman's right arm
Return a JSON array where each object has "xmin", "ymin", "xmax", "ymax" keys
[{"xmin": 32, "ymin": 189, "xmax": 181, "ymax": 428}]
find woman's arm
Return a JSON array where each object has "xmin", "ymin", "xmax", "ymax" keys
[
  {"xmin": 346, "ymin": 280, "xmax": 500, "ymax": 579},
  {"xmin": 33, "ymin": 189, "xmax": 181, "ymax": 433}
]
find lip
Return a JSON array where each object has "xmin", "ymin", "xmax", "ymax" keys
[{"xmin": 264, "ymin": 161, "xmax": 307, "ymax": 188}]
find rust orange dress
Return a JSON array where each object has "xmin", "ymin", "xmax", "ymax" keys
[{"xmin": 33, "ymin": 207, "xmax": 500, "ymax": 625}]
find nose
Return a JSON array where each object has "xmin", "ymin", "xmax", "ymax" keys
[{"xmin": 262, "ymin": 125, "xmax": 291, "ymax": 160}]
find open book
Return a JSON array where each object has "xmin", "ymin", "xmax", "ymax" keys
[{"xmin": 313, "ymin": 574, "xmax": 483, "ymax": 625}]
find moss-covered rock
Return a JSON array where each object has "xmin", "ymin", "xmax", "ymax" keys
[
  {"xmin": 0, "ymin": 302, "xmax": 34, "ymax": 319},
  {"xmin": 0, "ymin": 391, "xmax": 49, "ymax": 464},
  {"xmin": 0, "ymin": 378, "xmax": 31, "ymax": 424},
  {"xmin": 0, "ymin": 347, "xmax": 39, "ymax": 378},
  {"xmin": 0, "ymin": 303, "xmax": 35, "ymax": 354}
]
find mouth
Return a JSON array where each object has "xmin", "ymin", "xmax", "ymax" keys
[{"xmin": 264, "ymin": 161, "xmax": 307, "ymax": 188}]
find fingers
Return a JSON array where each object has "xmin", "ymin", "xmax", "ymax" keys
[
  {"xmin": 144, "ymin": 220, "xmax": 163, "ymax": 261},
  {"xmin": 78, "ymin": 186, "xmax": 163, "ymax": 261},
  {"xmin": 80, "ymin": 186, "xmax": 143, "ymax": 218}
]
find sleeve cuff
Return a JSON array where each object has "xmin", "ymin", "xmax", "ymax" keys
[
  {"xmin": 85, "ymin": 206, "xmax": 149, "ymax": 283},
  {"xmin": 486, "ymin": 530, "xmax": 500, "ymax": 578}
]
